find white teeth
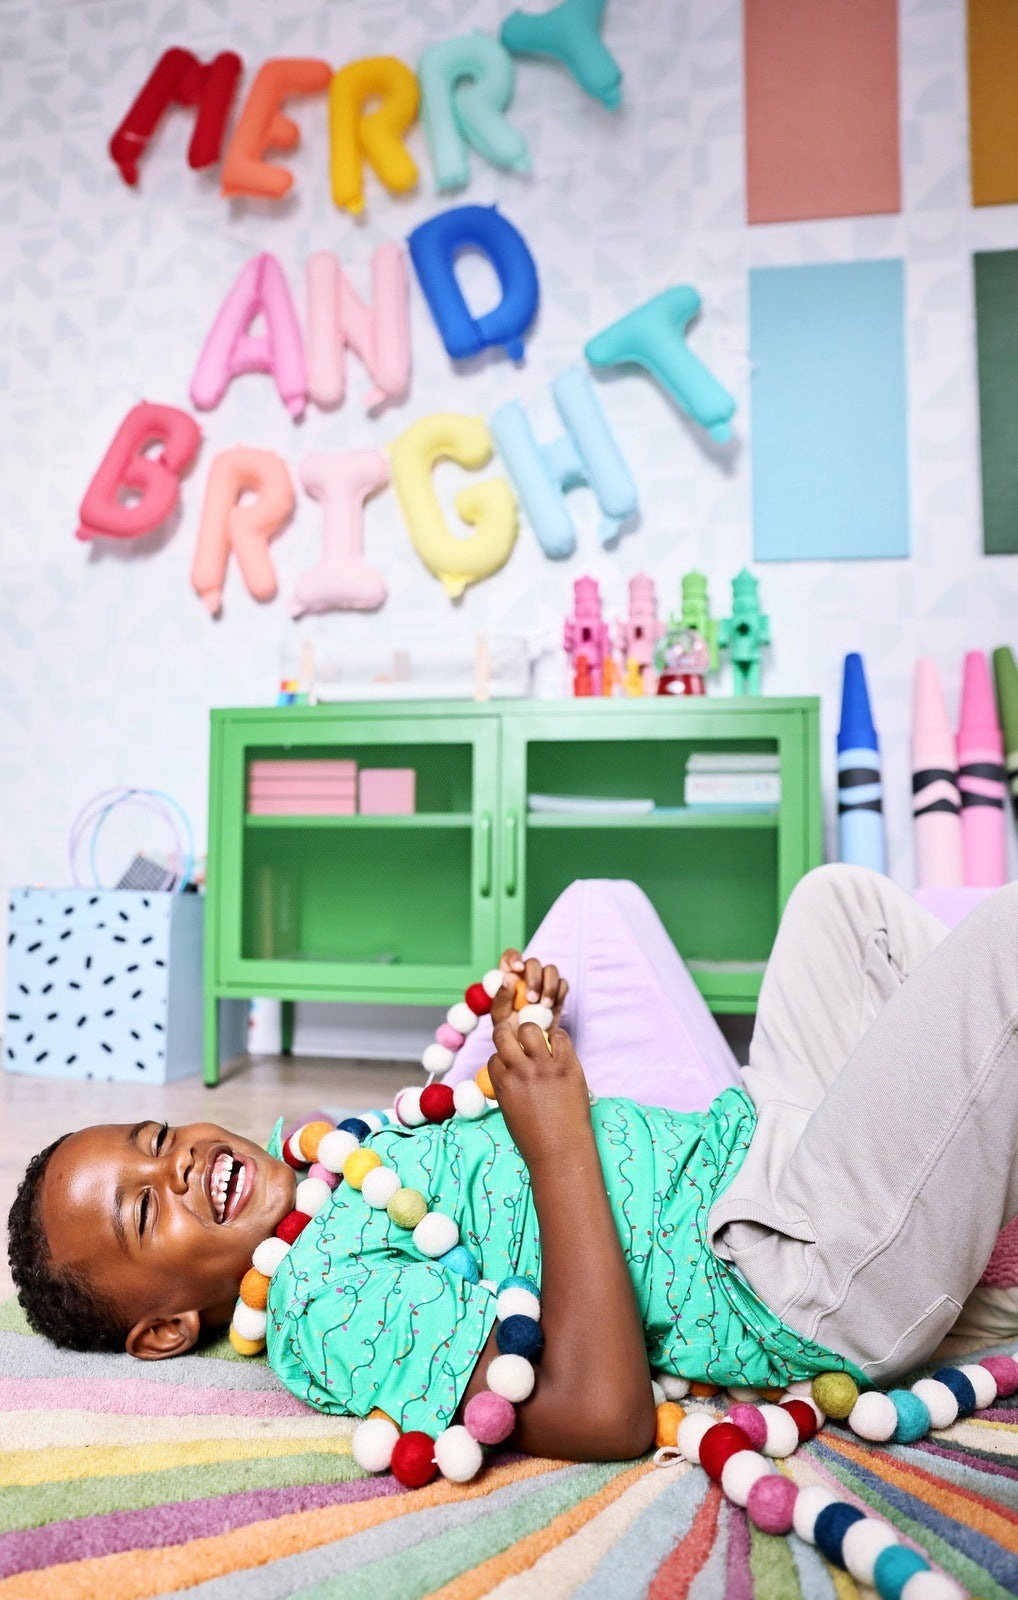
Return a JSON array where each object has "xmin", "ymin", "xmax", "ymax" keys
[{"xmin": 210, "ymin": 1152, "xmax": 234, "ymax": 1222}]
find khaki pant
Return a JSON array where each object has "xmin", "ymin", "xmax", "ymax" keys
[{"xmin": 708, "ymin": 863, "xmax": 1018, "ymax": 1381}]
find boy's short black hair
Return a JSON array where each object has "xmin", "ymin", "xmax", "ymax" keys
[{"xmin": 7, "ymin": 1136, "xmax": 127, "ymax": 1352}]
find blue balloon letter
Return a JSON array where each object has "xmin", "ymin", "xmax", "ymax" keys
[
  {"xmin": 409, "ymin": 204, "xmax": 539, "ymax": 363},
  {"xmin": 501, "ymin": 0, "xmax": 622, "ymax": 109},
  {"xmin": 585, "ymin": 286, "xmax": 736, "ymax": 443},
  {"xmin": 491, "ymin": 367, "xmax": 637, "ymax": 557}
]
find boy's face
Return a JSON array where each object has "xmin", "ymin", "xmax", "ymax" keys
[{"xmin": 40, "ymin": 1120, "xmax": 296, "ymax": 1358}]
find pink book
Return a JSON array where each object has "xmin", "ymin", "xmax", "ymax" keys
[
  {"xmin": 248, "ymin": 760, "xmax": 356, "ymax": 780},
  {"xmin": 247, "ymin": 796, "xmax": 357, "ymax": 816},
  {"xmin": 247, "ymin": 778, "xmax": 357, "ymax": 799}
]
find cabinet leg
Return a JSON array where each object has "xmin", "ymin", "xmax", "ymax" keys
[
  {"xmin": 204, "ymin": 995, "xmax": 220, "ymax": 1088},
  {"xmin": 281, "ymin": 999, "xmax": 294, "ymax": 1056}
]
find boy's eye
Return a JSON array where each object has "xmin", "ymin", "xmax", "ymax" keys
[
  {"xmin": 154, "ymin": 1122, "xmax": 169, "ymax": 1154},
  {"xmin": 139, "ymin": 1191, "xmax": 151, "ymax": 1236}
]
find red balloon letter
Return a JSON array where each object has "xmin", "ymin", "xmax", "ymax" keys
[
  {"xmin": 109, "ymin": 48, "xmax": 243, "ymax": 187},
  {"xmin": 76, "ymin": 403, "xmax": 201, "ymax": 543}
]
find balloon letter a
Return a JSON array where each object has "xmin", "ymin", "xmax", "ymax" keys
[
  {"xmin": 76, "ymin": 402, "xmax": 201, "ymax": 542},
  {"xmin": 109, "ymin": 48, "xmax": 243, "ymax": 186},
  {"xmin": 409, "ymin": 205, "xmax": 539, "ymax": 362},
  {"xmin": 501, "ymin": 0, "xmax": 622, "ymax": 109},
  {"xmin": 190, "ymin": 253, "xmax": 308, "ymax": 419},
  {"xmin": 586, "ymin": 287, "xmax": 736, "ymax": 443}
]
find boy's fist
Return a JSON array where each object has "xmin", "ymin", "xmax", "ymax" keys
[{"xmin": 491, "ymin": 949, "xmax": 568, "ymax": 1030}]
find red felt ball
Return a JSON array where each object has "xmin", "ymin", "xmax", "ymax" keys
[
  {"xmin": 419, "ymin": 1084, "xmax": 456, "ymax": 1123},
  {"xmin": 282, "ymin": 1141, "xmax": 307, "ymax": 1170},
  {"xmin": 464, "ymin": 982, "xmax": 493, "ymax": 1016},
  {"xmin": 275, "ymin": 1210, "xmax": 311, "ymax": 1244},
  {"xmin": 697, "ymin": 1421, "xmax": 753, "ymax": 1481},
  {"xmin": 390, "ymin": 1430, "xmax": 439, "ymax": 1487},
  {"xmin": 780, "ymin": 1399, "xmax": 819, "ymax": 1442}
]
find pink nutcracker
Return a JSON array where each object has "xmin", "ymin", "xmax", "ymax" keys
[
  {"xmin": 616, "ymin": 573, "xmax": 665, "ymax": 694},
  {"xmin": 563, "ymin": 576, "xmax": 612, "ymax": 697}
]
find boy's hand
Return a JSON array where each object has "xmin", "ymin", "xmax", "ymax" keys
[
  {"xmin": 486, "ymin": 1018, "xmax": 592, "ymax": 1168},
  {"xmin": 493, "ymin": 949, "xmax": 568, "ymax": 1027}
]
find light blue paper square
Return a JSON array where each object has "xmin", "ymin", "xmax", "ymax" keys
[{"xmin": 749, "ymin": 259, "xmax": 910, "ymax": 561}]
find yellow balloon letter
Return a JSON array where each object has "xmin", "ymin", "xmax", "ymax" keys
[
  {"xmin": 389, "ymin": 413, "xmax": 518, "ymax": 599},
  {"xmin": 329, "ymin": 56, "xmax": 420, "ymax": 215}
]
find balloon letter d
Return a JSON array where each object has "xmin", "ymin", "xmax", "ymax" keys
[
  {"xmin": 76, "ymin": 402, "xmax": 201, "ymax": 542},
  {"xmin": 409, "ymin": 204, "xmax": 539, "ymax": 362}
]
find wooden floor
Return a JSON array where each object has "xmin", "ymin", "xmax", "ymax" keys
[{"xmin": 0, "ymin": 1053, "xmax": 406, "ymax": 1301}]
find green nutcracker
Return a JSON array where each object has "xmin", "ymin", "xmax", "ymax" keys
[
  {"xmin": 719, "ymin": 569, "xmax": 770, "ymax": 696},
  {"xmin": 677, "ymin": 569, "xmax": 719, "ymax": 674}
]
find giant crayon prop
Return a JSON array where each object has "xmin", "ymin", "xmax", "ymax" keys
[
  {"xmin": 992, "ymin": 645, "xmax": 1018, "ymax": 827},
  {"xmin": 911, "ymin": 657, "xmax": 963, "ymax": 887},
  {"xmin": 958, "ymin": 650, "xmax": 1007, "ymax": 886},
  {"xmin": 837, "ymin": 652, "xmax": 886, "ymax": 873}
]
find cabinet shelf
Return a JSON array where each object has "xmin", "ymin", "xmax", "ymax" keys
[
  {"xmin": 526, "ymin": 808, "xmax": 779, "ymax": 829},
  {"xmin": 244, "ymin": 813, "xmax": 472, "ymax": 830}
]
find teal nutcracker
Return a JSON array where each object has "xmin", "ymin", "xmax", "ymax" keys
[{"xmin": 719, "ymin": 569, "xmax": 769, "ymax": 696}]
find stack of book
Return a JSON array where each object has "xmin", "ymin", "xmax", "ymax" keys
[
  {"xmin": 247, "ymin": 759, "xmax": 357, "ymax": 816},
  {"xmin": 683, "ymin": 753, "xmax": 781, "ymax": 808}
]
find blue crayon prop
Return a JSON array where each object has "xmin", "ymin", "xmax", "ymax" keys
[{"xmin": 837, "ymin": 652, "xmax": 886, "ymax": 873}]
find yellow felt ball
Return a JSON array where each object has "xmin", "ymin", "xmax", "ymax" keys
[
  {"xmin": 812, "ymin": 1371, "xmax": 860, "ymax": 1420},
  {"xmin": 239, "ymin": 1268, "xmax": 270, "ymax": 1310},
  {"xmin": 655, "ymin": 1401, "xmax": 685, "ymax": 1448},
  {"xmin": 298, "ymin": 1121, "xmax": 335, "ymax": 1163},
  {"xmin": 229, "ymin": 1326, "xmax": 265, "ymax": 1357},
  {"xmin": 342, "ymin": 1148, "xmax": 382, "ymax": 1190},
  {"xmin": 387, "ymin": 1187, "xmax": 428, "ymax": 1229},
  {"xmin": 475, "ymin": 1065, "xmax": 494, "ymax": 1099}
]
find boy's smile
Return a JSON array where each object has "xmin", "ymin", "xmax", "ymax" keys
[{"xmin": 40, "ymin": 1120, "xmax": 296, "ymax": 1356}]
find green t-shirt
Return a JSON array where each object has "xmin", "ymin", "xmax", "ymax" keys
[{"xmin": 265, "ymin": 1088, "xmax": 857, "ymax": 1435}]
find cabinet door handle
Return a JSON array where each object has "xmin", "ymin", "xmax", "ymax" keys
[
  {"xmin": 504, "ymin": 812, "xmax": 519, "ymax": 897},
  {"xmin": 479, "ymin": 812, "xmax": 492, "ymax": 898}
]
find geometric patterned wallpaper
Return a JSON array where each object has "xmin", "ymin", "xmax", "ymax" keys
[{"xmin": 2, "ymin": 0, "xmax": 1017, "ymax": 1010}]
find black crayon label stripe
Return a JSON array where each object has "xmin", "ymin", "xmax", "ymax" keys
[
  {"xmin": 913, "ymin": 798, "xmax": 961, "ymax": 816},
  {"xmin": 959, "ymin": 792, "xmax": 1005, "ymax": 809},
  {"xmin": 911, "ymin": 768, "xmax": 958, "ymax": 791},
  {"xmin": 838, "ymin": 800, "xmax": 884, "ymax": 814},
  {"xmin": 958, "ymin": 762, "xmax": 1006, "ymax": 780},
  {"xmin": 837, "ymin": 767, "xmax": 880, "ymax": 786}
]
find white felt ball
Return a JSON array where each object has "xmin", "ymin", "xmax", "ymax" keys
[
  {"xmin": 721, "ymin": 1450, "xmax": 773, "ymax": 1506},
  {"xmin": 657, "ymin": 1373, "xmax": 691, "ymax": 1401},
  {"xmin": 393, "ymin": 1088, "xmax": 426, "ymax": 1128},
  {"xmin": 899, "ymin": 1574, "xmax": 966, "ymax": 1600},
  {"xmin": 496, "ymin": 1286, "xmax": 541, "ymax": 1322},
  {"xmin": 651, "ymin": 1381, "xmax": 666, "ymax": 1407},
  {"xmin": 786, "ymin": 1379, "xmax": 814, "ymax": 1398},
  {"xmin": 910, "ymin": 1379, "xmax": 959, "ymax": 1430},
  {"xmin": 294, "ymin": 1177, "xmax": 333, "ymax": 1218},
  {"xmin": 677, "ymin": 1412, "xmax": 715, "ymax": 1464},
  {"xmin": 315, "ymin": 1129, "xmax": 360, "ymax": 1173},
  {"xmin": 352, "ymin": 1417, "xmax": 399, "ymax": 1472},
  {"xmin": 286, "ymin": 1129, "xmax": 309, "ymax": 1164},
  {"xmin": 957, "ymin": 1362, "xmax": 997, "ymax": 1410},
  {"xmin": 517, "ymin": 1004, "xmax": 554, "ymax": 1029},
  {"xmin": 486, "ymin": 1353, "xmax": 536, "ymax": 1403},
  {"xmin": 361, "ymin": 1165, "xmax": 402, "ymax": 1209},
  {"xmin": 727, "ymin": 1386, "xmax": 764, "ymax": 1402},
  {"xmin": 481, "ymin": 969, "xmax": 505, "ymax": 998},
  {"xmin": 360, "ymin": 1112, "xmax": 385, "ymax": 1133},
  {"xmin": 479, "ymin": 1279, "xmax": 498, "ymax": 1295},
  {"xmin": 453, "ymin": 1080, "xmax": 488, "ymax": 1120},
  {"xmin": 434, "ymin": 1425, "xmax": 484, "ymax": 1482},
  {"xmin": 848, "ymin": 1390, "xmax": 899, "ymax": 1442},
  {"xmin": 447, "ymin": 1002, "xmax": 478, "ymax": 1035},
  {"xmin": 413, "ymin": 1211, "xmax": 459, "ymax": 1258},
  {"xmin": 422, "ymin": 1042, "xmax": 455, "ymax": 1077},
  {"xmin": 841, "ymin": 1518, "xmax": 900, "ymax": 1585},
  {"xmin": 252, "ymin": 1237, "xmax": 290, "ymax": 1278},
  {"xmin": 232, "ymin": 1302, "xmax": 268, "ymax": 1342},
  {"xmin": 792, "ymin": 1485, "xmax": 838, "ymax": 1545},
  {"xmin": 758, "ymin": 1403, "xmax": 800, "ymax": 1457}
]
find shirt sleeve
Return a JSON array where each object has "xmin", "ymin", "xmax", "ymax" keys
[{"xmin": 267, "ymin": 1253, "xmax": 499, "ymax": 1436}]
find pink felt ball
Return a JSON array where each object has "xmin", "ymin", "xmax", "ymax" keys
[
  {"xmin": 436, "ymin": 1022, "xmax": 466, "ymax": 1052},
  {"xmin": 980, "ymin": 1355, "xmax": 1018, "ymax": 1398},
  {"xmin": 463, "ymin": 1389, "xmax": 516, "ymax": 1445},
  {"xmin": 746, "ymin": 1472, "xmax": 799, "ymax": 1535},
  {"xmin": 727, "ymin": 1403, "xmax": 768, "ymax": 1450},
  {"xmin": 308, "ymin": 1162, "xmax": 339, "ymax": 1189}
]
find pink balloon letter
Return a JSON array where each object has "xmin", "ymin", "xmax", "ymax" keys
[
  {"xmin": 76, "ymin": 402, "xmax": 201, "ymax": 543},
  {"xmin": 192, "ymin": 448, "xmax": 295, "ymax": 616},
  {"xmin": 305, "ymin": 244, "xmax": 410, "ymax": 414},
  {"xmin": 190, "ymin": 253, "xmax": 308, "ymax": 419},
  {"xmin": 291, "ymin": 449, "xmax": 391, "ymax": 616}
]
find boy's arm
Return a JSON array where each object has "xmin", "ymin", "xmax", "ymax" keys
[{"xmin": 456, "ymin": 1009, "xmax": 656, "ymax": 1462}]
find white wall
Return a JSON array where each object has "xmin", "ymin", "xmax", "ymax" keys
[{"xmin": 2, "ymin": 0, "xmax": 1017, "ymax": 1020}]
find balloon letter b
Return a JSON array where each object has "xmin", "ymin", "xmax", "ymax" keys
[
  {"xmin": 221, "ymin": 58, "xmax": 332, "ymax": 199},
  {"xmin": 190, "ymin": 253, "xmax": 308, "ymax": 420},
  {"xmin": 305, "ymin": 245, "xmax": 410, "ymax": 414},
  {"xmin": 500, "ymin": 0, "xmax": 622, "ymax": 109},
  {"xmin": 291, "ymin": 450, "xmax": 391, "ymax": 617},
  {"xmin": 191, "ymin": 449, "xmax": 295, "ymax": 616},
  {"xmin": 389, "ymin": 413, "xmax": 518, "ymax": 599},
  {"xmin": 109, "ymin": 48, "xmax": 243, "ymax": 187},
  {"xmin": 76, "ymin": 403, "xmax": 201, "ymax": 543},
  {"xmin": 329, "ymin": 56, "xmax": 420, "ymax": 214},
  {"xmin": 585, "ymin": 287, "xmax": 736, "ymax": 444},
  {"xmin": 409, "ymin": 205, "xmax": 539, "ymax": 362},
  {"xmin": 419, "ymin": 32, "xmax": 529, "ymax": 190}
]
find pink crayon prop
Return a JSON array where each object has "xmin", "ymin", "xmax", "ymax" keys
[
  {"xmin": 911, "ymin": 657, "xmax": 963, "ymax": 888},
  {"xmin": 957, "ymin": 650, "xmax": 1007, "ymax": 887}
]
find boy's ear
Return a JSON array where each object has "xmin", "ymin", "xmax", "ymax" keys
[{"xmin": 125, "ymin": 1309, "xmax": 200, "ymax": 1360}]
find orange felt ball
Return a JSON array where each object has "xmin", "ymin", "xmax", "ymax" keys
[
  {"xmin": 475, "ymin": 1065, "xmax": 494, "ymax": 1098},
  {"xmin": 689, "ymin": 1381, "xmax": 720, "ymax": 1397},
  {"xmin": 298, "ymin": 1120, "xmax": 335, "ymax": 1163},
  {"xmin": 513, "ymin": 978, "xmax": 529, "ymax": 1011},
  {"xmin": 655, "ymin": 1401, "xmax": 685, "ymax": 1447},
  {"xmin": 239, "ymin": 1268, "xmax": 270, "ymax": 1309}
]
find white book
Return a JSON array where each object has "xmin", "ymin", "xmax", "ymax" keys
[
  {"xmin": 685, "ymin": 773, "xmax": 782, "ymax": 805},
  {"xmin": 527, "ymin": 794, "xmax": 656, "ymax": 815},
  {"xmin": 686, "ymin": 752, "xmax": 781, "ymax": 773}
]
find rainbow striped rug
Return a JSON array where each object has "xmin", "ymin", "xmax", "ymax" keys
[{"xmin": 2, "ymin": 1298, "xmax": 1017, "ymax": 1599}]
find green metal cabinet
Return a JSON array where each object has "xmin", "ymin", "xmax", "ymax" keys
[{"xmin": 204, "ymin": 698, "xmax": 822, "ymax": 1084}]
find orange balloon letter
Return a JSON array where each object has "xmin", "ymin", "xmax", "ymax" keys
[
  {"xmin": 192, "ymin": 448, "xmax": 295, "ymax": 615},
  {"xmin": 221, "ymin": 58, "xmax": 332, "ymax": 200}
]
